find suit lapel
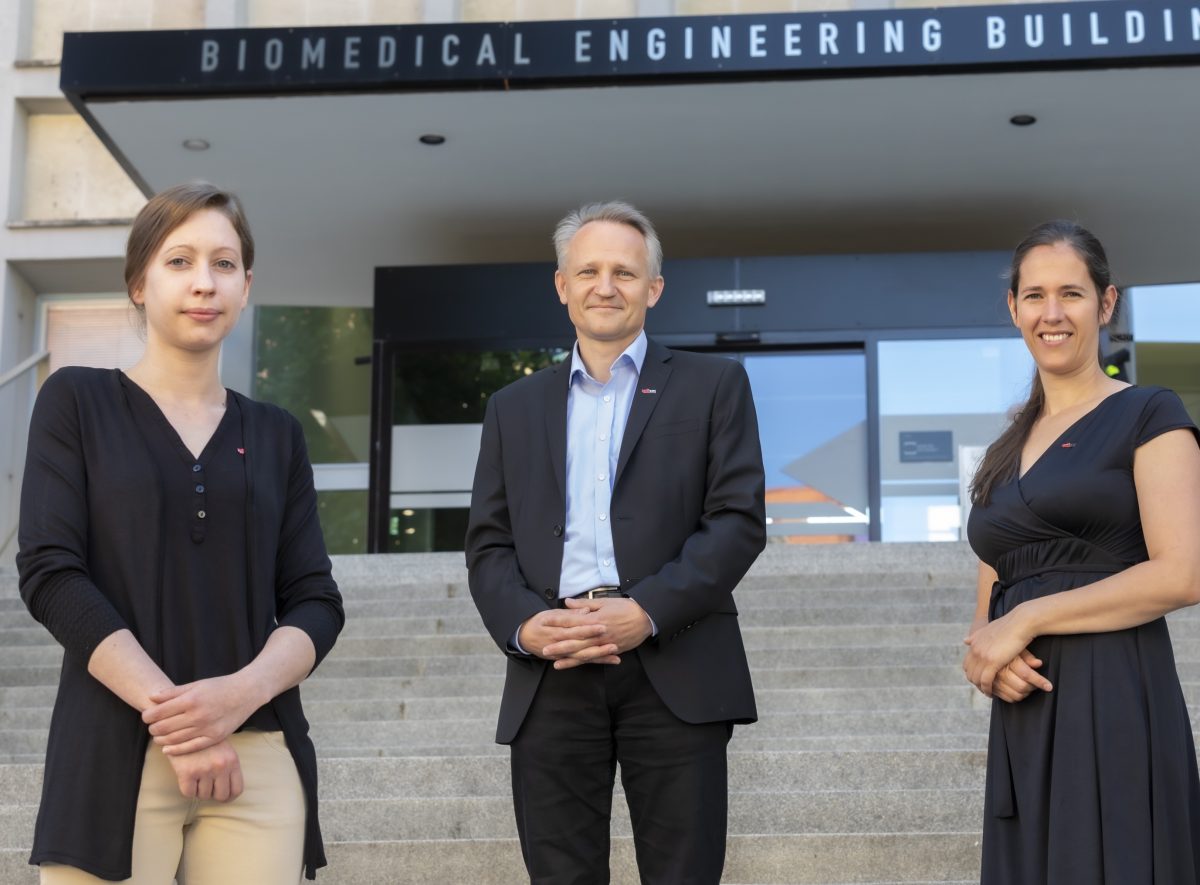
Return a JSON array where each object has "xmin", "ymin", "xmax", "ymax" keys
[
  {"xmin": 545, "ymin": 362, "xmax": 571, "ymax": 501},
  {"xmin": 615, "ymin": 339, "xmax": 672, "ymax": 486}
]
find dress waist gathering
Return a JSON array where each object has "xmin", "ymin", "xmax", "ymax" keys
[{"xmin": 988, "ymin": 534, "xmax": 1128, "ymax": 618}]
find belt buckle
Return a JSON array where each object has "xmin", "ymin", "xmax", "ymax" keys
[{"xmin": 583, "ymin": 586, "xmax": 619, "ymax": 599}]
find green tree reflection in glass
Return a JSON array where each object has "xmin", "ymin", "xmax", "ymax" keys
[
  {"xmin": 392, "ymin": 349, "xmax": 566, "ymax": 425},
  {"xmin": 254, "ymin": 306, "xmax": 373, "ymax": 554},
  {"xmin": 255, "ymin": 306, "xmax": 373, "ymax": 463},
  {"xmin": 389, "ymin": 347, "xmax": 566, "ymax": 552}
]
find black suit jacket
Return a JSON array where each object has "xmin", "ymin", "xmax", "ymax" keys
[{"xmin": 466, "ymin": 338, "xmax": 766, "ymax": 744}]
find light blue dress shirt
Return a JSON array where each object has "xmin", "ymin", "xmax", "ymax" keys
[
  {"xmin": 511, "ymin": 332, "xmax": 652, "ymax": 654},
  {"xmin": 558, "ymin": 331, "xmax": 647, "ymax": 597}
]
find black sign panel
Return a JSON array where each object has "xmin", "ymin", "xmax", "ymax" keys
[
  {"xmin": 899, "ymin": 431, "xmax": 955, "ymax": 463},
  {"xmin": 61, "ymin": 1, "xmax": 1200, "ymax": 98}
]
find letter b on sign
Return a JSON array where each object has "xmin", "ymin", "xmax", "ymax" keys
[
  {"xmin": 987, "ymin": 16, "xmax": 1006, "ymax": 49},
  {"xmin": 201, "ymin": 40, "xmax": 219, "ymax": 72}
]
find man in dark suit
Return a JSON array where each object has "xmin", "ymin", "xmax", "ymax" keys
[{"xmin": 466, "ymin": 201, "xmax": 766, "ymax": 884}]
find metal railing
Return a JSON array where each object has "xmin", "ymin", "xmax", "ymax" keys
[
  {"xmin": 0, "ymin": 350, "xmax": 49, "ymax": 562},
  {"xmin": 0, "ymin": 350, "xmax": 49, "ymax": 391}
]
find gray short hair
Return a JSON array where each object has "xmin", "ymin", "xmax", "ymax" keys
[{"xmin": 553, "ymin": 201, "xmax": 663, "ymax": 280}]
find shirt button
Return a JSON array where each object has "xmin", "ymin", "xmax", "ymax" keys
[
  {"xmin": 598, "ymin": 514, "xmax": 607, "ymax": 521},
  {"xmin": 597, "ymin": 473, "xmax": 606, "ymax": 481},
  {"xmin": 195, "ymin": 484, "xmax": 205, "ymax": 494},
  {"xmin": 603, "ymin": 395, "xmax": 611, "ymax": 403},
  {"xmin": 192, "ymin": 464, "xmax": 202, "ymax": 473},
  {"xmin": 599, "ymin": 434, "xmax": 607, "ymax": 441},
  {"xmin": 197, "ymin": 510, "xmax": 207, "ymax": 519},
  {"xmin": 603, "ymin": 559, "xmax": 612, "ymax": 566}
]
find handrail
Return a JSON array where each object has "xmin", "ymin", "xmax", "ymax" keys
[
  {"xmin": 1, "ymin": 350, "xmax": 49, "ymax": 562},
  {"xmin": 0, "ymin": 350, "xmax": 49, "ymax": 391}
]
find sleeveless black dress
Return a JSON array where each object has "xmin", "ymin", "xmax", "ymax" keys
[{"xmin": 967, "ymin": 385, "xmax": 1200, "ymax": 885}]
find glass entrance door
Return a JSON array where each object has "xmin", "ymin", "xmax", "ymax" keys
[
  {"xmin": 740, "ymin": 350, "xmax": 870, "ymax": 543},
  {"xmin": 376, "ymin": 345, "xmax": 567, "ymax": 552},
  {"xmin": 371, "ymin": 343, "xmax": 871, "ymax": 551}
]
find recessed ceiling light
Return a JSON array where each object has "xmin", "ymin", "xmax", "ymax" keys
[
  {"xmin": 182, "ymin": 138, "xmax": 210, "ymax": 150},
  {"xmin": 419, "ymin": 134, "xmax": 446, "ymax": 145},
  {"xmin": 1009, "ymin": 114, "xmax": 1037, "ymax": 127}
]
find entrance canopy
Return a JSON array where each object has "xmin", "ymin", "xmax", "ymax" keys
[{"xmin": 59, "ymin": 1, "xmax": 1200, "ymax": 305}]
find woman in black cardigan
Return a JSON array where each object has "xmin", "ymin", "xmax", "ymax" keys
[{"xmin": 17, "ymin": 182, "xmax": 344, "ymax": 883}]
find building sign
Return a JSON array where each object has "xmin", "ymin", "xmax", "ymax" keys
[
  {"xmin": 61, "ymin": 1, "xmax": 1200, "ymax": 97},
  {"xmin": 899, "ymin": 431, "xmax": 954, "ymax": 464}
]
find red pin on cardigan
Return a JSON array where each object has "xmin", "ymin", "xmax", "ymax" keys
[
  {"xmin": 237, "ymin": 448, "xmax": 246, "ymax": 455},
  {"xmin": 1061, "ymin": 442, "xmax": 1076, "ymax": 448}
]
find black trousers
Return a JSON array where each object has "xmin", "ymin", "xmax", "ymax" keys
[{"xmin": 509, "ymin": 651, "xmax": 732, "ymax": 885}]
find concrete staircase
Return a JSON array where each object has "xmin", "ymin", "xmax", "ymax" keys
[{"xmin": 1, "ymin": 542, "xmax": 1193, "ymax": 883}]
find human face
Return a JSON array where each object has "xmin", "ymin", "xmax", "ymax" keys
[
  {"xmin": 1008, "ymin": 242, "xmax": 1116, "ymax": 377},
  {"xmin": 555, "ymin": 220, "xmax": 664, "ymax": 350},
  {"xmin": 130, "ymin": 208, "xmax": 252, "ymax": 354}
]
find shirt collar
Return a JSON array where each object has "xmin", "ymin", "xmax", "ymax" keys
[{"xmin": 570, "ymin": 331, "xmax": 648, "ymax": 385}]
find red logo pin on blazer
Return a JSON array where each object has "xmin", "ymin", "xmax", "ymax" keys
[
  {"xmin": 640, "ymin": 388, "xmax": 656, "ymax": 395},
  {"xmin": 237, "ymin": 448, "xmax": 246, "ymax": 455}
]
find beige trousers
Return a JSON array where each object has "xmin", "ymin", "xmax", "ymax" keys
[{"xmin": 41, "ymin": 730, "xmax": 306, "ymax": 885}]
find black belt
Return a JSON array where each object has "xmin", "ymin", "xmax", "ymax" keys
[{"xmin": 558, "ymin": 586, "xmax": 622, "ymax": 606}]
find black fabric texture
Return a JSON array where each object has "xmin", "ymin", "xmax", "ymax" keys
[{"xmin": 17, "ymin": 367, "xmax": 344, "ymax": 880}]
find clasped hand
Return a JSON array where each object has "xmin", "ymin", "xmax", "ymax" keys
[
  {"xmin": 145, "ymin": 675, "xmax": 261, "ymax": 803},
  {"xmin": 165, "ymin": 738, "xmax": 244, "ymax": 802},
  {"xmin": 962, "ymin": 610, "xmax": 1053, "ymax": 702},
  {"xmin": 518, "ymin": 597, "xmax": 653, "ymax": 670},
  {"xmin": 142, "ymin": 673, "xmax": 262, "ymax": 755}
]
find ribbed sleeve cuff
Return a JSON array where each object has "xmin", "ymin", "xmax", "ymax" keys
[{"xmin": 33, "ymin": 573, "xmax": 128, "ymax": 660}]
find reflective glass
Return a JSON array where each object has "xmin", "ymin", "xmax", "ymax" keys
[
  {"xmin": 388, "ymin": 348, "xmax": 567, "ymax": 552},
  {"xmin": 1128, "ymin": 284, "xmax": 1200, "ymax": 425},
  {"xmin": 877, "ymin": 337, "xmax": 1032, "ymax": 542},
  {"xmin": 317, "ymin": 490, "xmax": 368, "ymax": 554},
  {"xmin": 254, "ymin": 307, "xmax": 373, "ymax": 554},
  {"xmin": 254, "ymin": 307, "xmax": 372, "ymax": 463},
  {"xmin": 744, "ymin": 352, "xmax": 869, "ymax": 544}
]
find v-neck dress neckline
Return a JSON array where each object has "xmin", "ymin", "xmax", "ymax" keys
[{"xmin": 1017, "ymin": 385, "xmax": 1135, "ymax": 482}]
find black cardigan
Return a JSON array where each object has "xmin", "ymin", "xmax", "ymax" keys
[{"xmin": 17, "ymin": 367, "xmax": 345, "ymax": 880}]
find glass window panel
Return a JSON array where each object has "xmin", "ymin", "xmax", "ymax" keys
[
  {"xmin": 316, "ymin": 490, "xmax": 368, "ymax": 555},
  {"xmin": 744, "ymin": 352, "xmax": 869, "ymax": 544},
  {"xmin": 877, "ymin": 337, "xmax": 1033, "ymax": 542},
  {"xmin": 254, "ymin": 307, "xmax": 373, "ymax": 464},
  {"xmin": 387, "ymin": 348, "xmax": 566, "ymax": 552},
  {"xmin": 392, "ymin": 349, "xmax": 566, "ymax": 425},
  {"xmin": 1129, "ymin": 283, "xmax": 1200, "ymax": 344},
  {"xmin": 386, "ymin": 506, "xmax": 470, "ymax": 554},
  {"xmin": 879, "ymin": 338, "xmax": 1032, "ymax": 416},
  {"xmin": 1128, "ymin": 284, "xmax": 1200, "ymax": 425}
]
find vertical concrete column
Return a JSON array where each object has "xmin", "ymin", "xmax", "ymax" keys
[
  {"xmin": 637, "ymin": 0, "xmax": 672, "ymax": 16},
  {"xmin": 0, "ymin": 268, "xmax": 38, "ymax": 564},
  {"xmin": 206, "ymin": 0, "xmax": 248, "ymax": 28},
  {"xmin": 0, "ymin": 0, "xmax": 30, "ymax": 562},
  {"xmin": 423, "ymin": 0, "xmax": 458, "ymax": 23},
  {"xmin": 220, "ymin": 304, "xmax": 255, "ymax": 397}
]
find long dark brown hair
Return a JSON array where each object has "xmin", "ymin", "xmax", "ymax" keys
[{"xmin": 969, "ymin": 220, "xmax": 1116, "ymax": 507}]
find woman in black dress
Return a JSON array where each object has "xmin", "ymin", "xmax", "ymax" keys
[
  {"xmin": 964, "ymin": 220, "xmax": 1200, "ymax": 884},
  {"xmin": 18, "ymin": 182, "xmax": 343, "ymax": 882}
]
